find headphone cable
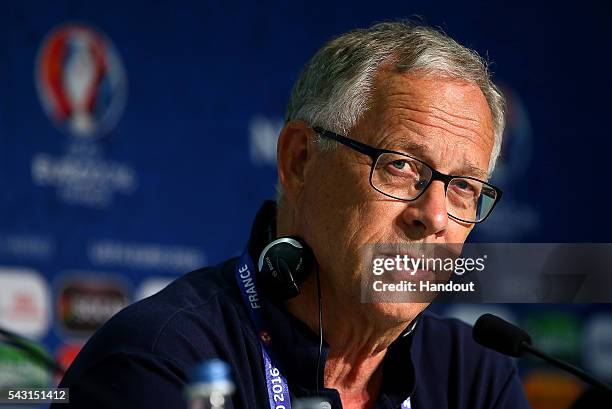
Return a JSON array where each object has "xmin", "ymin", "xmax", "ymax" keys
[{"xmin": 315, "ymin": 263, "xmax": 323, "ymax": 397}]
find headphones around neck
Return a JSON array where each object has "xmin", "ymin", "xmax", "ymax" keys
[
  {"xmin": 248, "ymin": 201, "xmax": 315, "ymax": 300},
  {"xmin": 247, "ymin": 201, "xmax": 420, "ymax": 398},
  {"xmin": 248, "ymin": 201, "xmax": 324, "ymax": 395}
]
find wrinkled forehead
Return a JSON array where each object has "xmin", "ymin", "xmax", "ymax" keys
[{"xmin": 358, "ymin": 70, "xmax": 495, "ymax": 178}]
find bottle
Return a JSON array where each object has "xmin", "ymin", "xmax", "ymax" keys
[
  {"xmin": 294, "ymin": 398, "xmax": 332, "ymax": 409},
  {"xmin": 185, "ymin": 359, "xmax": 235, "ymax": 409}
]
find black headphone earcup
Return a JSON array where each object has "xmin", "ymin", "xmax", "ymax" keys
[{"xmin": 257, "ymin": 237, "xmax": 313, "ymax": 300}]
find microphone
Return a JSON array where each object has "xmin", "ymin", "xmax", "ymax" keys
[{"xmin": 473, "ymin": 313, "xmax": 612, "ymax": 393}]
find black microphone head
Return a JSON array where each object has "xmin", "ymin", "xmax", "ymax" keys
[{"xmin": 473, "ymin": 313, "xmax": 532, "ymax": 358}]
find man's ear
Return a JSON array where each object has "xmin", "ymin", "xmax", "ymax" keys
[{"xmin": 276, "ymin": 120, "xmax": 313, "ymax": 207}]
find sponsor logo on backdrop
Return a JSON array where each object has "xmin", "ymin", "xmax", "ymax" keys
[
  {"xmin": 88, "ymin": 239, "xmax": 206, "ymax": 272},
  {"xmin": 32, "ymin": 23, "xmax": 137, "ymax": 208},
  {"xmin": 54, "ymin": 342, "xmax": 83, "ymax": 384},
  {"xmin": 0, "ymin": 342, "xmax": 51, "ymax": 389},
  {"xmin": 249, "ymin": 116, "xmax": 283, "ymax": 165},
  {"xmin": 56, "ymin": 343, "xmax": 83, "ymax": 370},
  {"xmin": 0, "ymin": 268, "xmax": 51, "ymax": 339},
  {"xmin": 522, "ymin": 370, "xmax": 583, "ymax": 409},
  {"xmin": 522, "ymin": 311, "xmax": 580, "ymax": 364},
  {"xmin": 56, "ymin": 273, "xmax": 130, "ymax": 336},
  {"xmin": 443, "ymin": 304, "xmax": 516, "ymax": 327},
  {"xmin": 491, "ymin": 86, "xmax": 533, "ymax": 185},
  {"xmin": 135, "ymin": 277, "xmax": 174, "ymax": 301},
  {"xmin": 477, "ymin": 84, "xmax": 539, "ymax": 240},
  {"xmin": 36, "ymin": 24, "xmax": 127, "ymax": 139},
  {"xmin": 0, "ymin": 233, "xmax": 54, "ymax": 261},
  {"xmin": 583, "ymin": 314, "xmax": 612, "ymax": 380}
]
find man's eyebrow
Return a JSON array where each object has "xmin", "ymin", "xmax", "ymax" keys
[
  {"xmin": 455, "ymin": 161, "xmax": 489, "ymax": 180},
  {"xmin": 399, "ymin": 141, "xmax": 430, "ymax": 155},
  {"xmin": 386, "ymin": 139, "xmax": 489, "ymax": 180},
  {"xmin": 386, "ymin": 139, "xmax": 431, "ymax": 158}
]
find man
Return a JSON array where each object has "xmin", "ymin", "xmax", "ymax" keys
[{"xmin": 55, "ymin": 21, "xmax": 530, "ymax": 408}]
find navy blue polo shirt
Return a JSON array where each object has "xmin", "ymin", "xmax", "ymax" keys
[{"xmin": 55, "ymin": 256, "xmax": 530, "ymax": 408}]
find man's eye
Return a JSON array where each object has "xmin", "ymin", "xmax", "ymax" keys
[
  {"xmin": 391, "ymin": 160, "xmax": 407, "ymax": 170},
  {"xmin": 379, "ymin": 156, "xmax": 421, "ymax": 180},
  {"xmin": 455, "ymin": 180, "xmax": 470, "ymax": 190},
  {"xmin": 450, "ymin": 179, "xmax": 480, "ymax": 198},
  {"xmin": 388, "ymin": 160, "xmax": 416, "ymax": 173}
]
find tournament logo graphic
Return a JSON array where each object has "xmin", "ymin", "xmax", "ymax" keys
[
  {"xmin": 31, "ymin": 23, "xmax": 136, "ymax": 208},
  {"xmin": 36, "ymin": 24, "xmax": 127, "ymax": 139}
]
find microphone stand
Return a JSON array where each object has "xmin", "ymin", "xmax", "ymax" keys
[{"xmin": 520, "ymin": 341, "xmax": 612, "ymax": 393}]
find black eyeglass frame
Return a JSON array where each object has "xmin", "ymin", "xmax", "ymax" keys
[{"xmin": 312, "ymin": 127, "xmax": 503, "ymax": 224}]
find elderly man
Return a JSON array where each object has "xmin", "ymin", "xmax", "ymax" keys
[{"xmin": 56, "ymin": 21, "xmax": 530, "ymax": 409}]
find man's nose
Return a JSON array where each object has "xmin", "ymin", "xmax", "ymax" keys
[{"xmin": 401, "ymin": 181, "xmax": 449, "ymax": 238}]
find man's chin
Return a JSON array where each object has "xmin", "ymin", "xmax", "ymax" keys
[{"xmin": 369, "ymin": 301, "xmax": 429, "ymax": 327}]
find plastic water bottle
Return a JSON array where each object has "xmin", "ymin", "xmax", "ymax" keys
[
  {"xmin": 294, "ymin": 398, "xmax": 332, "ymax": 409},
  {"xmin": 185, "ymin": 359, "xmax": 235, "ymax": 409}
]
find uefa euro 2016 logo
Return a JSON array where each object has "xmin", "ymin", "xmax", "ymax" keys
[{"xmin": 36, "ymin": 24, "xmax": 127, "ymax": 139}]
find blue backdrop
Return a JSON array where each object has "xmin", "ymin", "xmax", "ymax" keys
[{"xmin": 0, "ymin": 1, "xmax": 610, "ymax": 407}]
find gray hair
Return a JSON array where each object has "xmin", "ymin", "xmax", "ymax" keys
[{"xmin": 278, "ymin": 20, "xmax": 505, "ymax": 204}]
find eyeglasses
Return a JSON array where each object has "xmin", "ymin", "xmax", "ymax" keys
[{"xmin": 313, "ymin": 127, "xmax": 502, "ymax": 224}]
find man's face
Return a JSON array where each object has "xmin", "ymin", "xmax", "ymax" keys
[{"xmin": 293, "ymin": 70, "xmax": 495, "ymax": 324}]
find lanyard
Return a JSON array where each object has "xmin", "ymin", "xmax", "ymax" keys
[
  {"xmin": 234, "ymin": 250, "xmax": 412, "ymax": 409},
  {"xmin": 235, "ymin": 251, "xmax": 292, "ymax": 409}
]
